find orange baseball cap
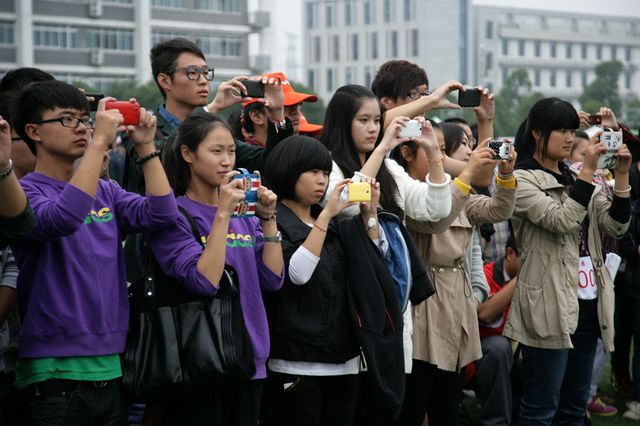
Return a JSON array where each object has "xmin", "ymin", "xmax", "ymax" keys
[
  {"xmin": 263, "ymin": 71, "xmax": 317, "ymax": 106},
  {"xmin": 298, "ymin": 113, "xmax": 323, "ymax": 134}
]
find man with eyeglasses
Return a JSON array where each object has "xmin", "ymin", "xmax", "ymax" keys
[
  {"xmin": 9, "ymin": 80, "xmax": 178, "ymax": 425},
  {"xmin": 371, "ymin": 59, "xmax": 495, "ymax": 188}
]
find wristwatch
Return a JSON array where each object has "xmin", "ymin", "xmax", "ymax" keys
[{"xmin": 262, "ymin": 231, "xmax": 282, "ymax": 243}]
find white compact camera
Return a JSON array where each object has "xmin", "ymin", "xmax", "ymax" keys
[
  {"xmin": 488, "ymin": 139, "xmax": 512, "ymax": 160},
  {"xmin": 398, "ymin": 119, "xmax": 422, "ymax": 138},
  {"xmin": 597, "ymin": 129, "xmax": 623, "ymax": 170}
]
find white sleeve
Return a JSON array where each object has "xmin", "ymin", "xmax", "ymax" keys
[
  {"xmin": 325, "ymin": 160, "xmax": 361, "ymax": 220},
  {"xmin": 288, "ymin": 245, "xmax": 321, "ymax": 285},
  {"xmin": 384, "ymin": 158, "xmax": 452, "ymax": 222}
]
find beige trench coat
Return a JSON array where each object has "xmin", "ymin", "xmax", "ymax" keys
[
  {"xmin": 407, "ymin": 182, "xmax": 516, "ymax": 372},
  {"xmin": 503, "ymin": 169, "xmax": 629, "ymax": 351}
]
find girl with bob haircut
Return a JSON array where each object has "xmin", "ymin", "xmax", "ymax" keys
[
  {"xmin": 148, "ymin": 111, "xmax": 284, "ymax": 426},
  {"xmin": 321, "ymin": 84, "xmax": 450, "ymax": 423},
  {"xmin": 504, "ymin": 97, "xmax": 632, "ymax": 425},
  {"xmin": 261, "ymin": 135, "xmax": 380, "ymax": 425}
]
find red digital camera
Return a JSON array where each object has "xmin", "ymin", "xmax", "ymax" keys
[{"xmin": 105, "ymin": 101, "xmax": 140, "ymax": 126}]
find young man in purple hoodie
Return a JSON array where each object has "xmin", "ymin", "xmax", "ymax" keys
[{"xmin": 10, "ymin": 80, "xmax": 178, "ymax": 425}]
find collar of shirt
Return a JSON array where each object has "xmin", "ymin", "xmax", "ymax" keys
[{"xmin": 159, "ymin": 104, "xmax": 182, "ymax": 129}]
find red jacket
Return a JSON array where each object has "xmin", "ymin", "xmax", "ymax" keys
[{"xmin": 479, "ymin": 259, "xmax": 510, "ymax": 339}]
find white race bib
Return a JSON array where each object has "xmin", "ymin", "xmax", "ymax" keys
[{"xmin": 577, "ymin": 256, "xmax": 597, "ymax": 300}]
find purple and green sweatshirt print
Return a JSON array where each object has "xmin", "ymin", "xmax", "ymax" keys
[
  {"xmin": 11, "ymin": 172, "xmax": 178, "ymax": 359},
  {"xmin": 148, "ymin": 196, "xmax": 284, "ymax": 379}
]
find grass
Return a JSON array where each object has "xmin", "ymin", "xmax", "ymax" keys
[{"xmin": 460, "ymin": 361, "xmax": 631, "ymax": 425}]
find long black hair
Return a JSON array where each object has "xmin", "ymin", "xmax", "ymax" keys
[
  {"xmin": 514, "ymin": 97, "xmax": 580, "ymax": 164},
  {"xmin": 440, "ymin": 123, "xmax": 467, "ymax": 157},
  {"xmin": 162, "ymin": 111, "xmax": 234, "ymax": 196},
  {"xmin": 321, "ymin": 84, "xmax": 403, "ymax": 219}
]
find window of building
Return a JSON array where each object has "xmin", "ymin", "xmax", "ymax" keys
[
  {"xmin": 308, "ymin": 69, "xmax": 315, "ymax": 90},
  {"xmin": 325, "ymin": 0, "xmax": 334, "ymax": 28},
  {"xmin": 611, "ymin": 45, "xmax": 617, "ymax": 60},
  {"xmin": 534, "ymin": 40, "xmax": 540, "ymax": 57},
  {"xmin": 365, "ymin": 65, "xmax": 373, "ymax": 88},
  {"xmin": 581, "ymin": 43, "xmax": 588, "ymax": 59},
  {"xmin": 345, "ymin": 0, "xmax": 353, "ymax": 25},
  {"xmin": 383, "ymin": 0, "xmax": 393, "ymax": 23},
  {"xmin": 314, "ymin": 36, "xmax": 321, "ymax": 63},
  {"xmin": 345, "ymin": 66, "xmax": 354, "ymax": 84},
  {"xmin": 625, "ymin": 46, "xmax": 631, "ymax": 61},
  {"xmin": 306, "ymin": 2, "xmax": 316, "ymax": 29},
  {"xmin": 404, "ymin": 0, "xmax": 412, "ymax": 21},
  {"xmin": 103, "ymin": 0, "xmax": 134, "ymax": 4},
  {"xmin": 196, "ymin": 34, "xmax": 242, "ymax": 57},
  {"xmin": 550, "ymin": 70, "xmax": 556, "ymax": 87},
  {"xmin": 0, "ymin": 21, "xmax": 14, "ymax": 46},
  {"xmin": 389, "ymin": 30, "xmax": 398, "ymax": 58},
  {"xmin": 151, "ymin": 31, "xmax": 187, "ymax": 46},
  {"xmin": 596, "ymin": 44, "xmax": 602, "ymax": 60},
  {"xmin": 86, "ymin": 28, "xmax": 134, "ymax": 51},
  {"xmin": 55, "ymin": 73, "xmax": 133, "ymax": 91},
  {"xmin": 151, "ymin": 0, "xmax": 187, "ymax": 8},
  {"xmin": 518, "ymin": 39, "xmax": 525, "ymax": 56},
  {"xmin": 625, "ymin": 71, "xmax": 631, "ymax": 89},
  {"xmin": 485, "ymin": 21, "xmax": 493, "ymax": 39},
  {"xmin": 501, "ymin": 67, "xmax": 508, "ymax": 83},
  {"xmin": 534, "ymin": 69, "xmax": 540, "ymax": 86},
  {"xmin": 371, "ymin": 32, "xmax": 378, "ymax": 59},
  {"xmin": 33, "ymin": 24, "xmax": 78, "ymax": 49},
  {"xmin": 485, "ymin": 52, "xmax": 493, "ymax": 71},
  {"xmin": 332, "ymin": 34, "xmax": 339, "ymax": 61},
  {"xmin": 565, "ymin": 71, "xmax": 572, "ymax": 87},
  {"xmin": 550, "ymin": 41, "xmax": 556, "ymax": 58},
  {"xmin": 326, "ymin": 68, "xmax": 334, "ymax": 92},
  {"xmin": 195, "ymin": 0, "xmax": 241, "ymax": 12},
  {"xmin": 364, "ymin": 0, "xmax": 372, "ymax": 24},
  {"xmin": 501, "ymin": 39, "xmax": 508, "ymax": 55},
  {"xmin": 411, "ymin": 29, "xmax": 418, "ymax": 57},
  {"xmin": 582, "ymin": 70, "xmax": 588, "ymax": 87},
  {"xmin": 565, "ymin": 43, "xmax": 572, "ymax": 59},
  {"xmin": 351, "ymin": 33, "xmax": 359, "ymax": 60}
]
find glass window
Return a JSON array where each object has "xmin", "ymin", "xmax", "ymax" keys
[
  {"xmin": 534, "ymin": 40, "xmax": 540, "ymax": 57},
  {"xmin": 565, "ymin": 43, "xmax": 572, "ymax": 59},
  {"xmin": 411, "ymin": 29, "xmax": 418, "ymax": 57},
  {"xmin": 502, "ymin": 39, "xmax": 508, "ymax": 55},
  {"xmin": 33, "ymin": 24, "xmax": 78, "ymax": 49},
  {"xmin": 581, "ymin": 43, "xmax": 588, "ymax": 59},
  {"xmin": 550, "ymin": 41, "xmax": 556, "ymax": 58},
  {"xmin": 195, "ymin": 0, "xmax": 241, "ymax": 12},
  {"xmin": 308, "ymin": 69, "xmax": 315, "ymax": 90},
  {"xmin": 565, "ymin": 71, "xmax": 572, "ymax": 87},
  {"xmin": 383, "ymin": 0, "xmax": 392, "ymax": 23},
  {"xmin": 345, "ymin": 66, "xmax": 353, "ymax": 84},
  {"xmin": 326, "ymin": 68, "xmax": 333, "ymax": 92},
  {"xmin": 306, "ymin": 2, "xmax": 315, "ymax": 29},
  {"xmin": 596, "ymin": 44, "xmax": 602, "ymax": 60},
  {"xmin": 625, "ymin": 46, "xmax": 631, "ymax": 61},
  {"xmin": 404, "ymin": 0, "xmax": 412, "ymax": 21},
  {"xmin": 351, "ymin": 33, "xmax": 359, "ymax": 60},
  {"xmin": 345, "ymin": 0, "xmax": 353, "ymax": 25},
  {"xmin": 371, "ymin": 32, "xmax": 378, "ymax": 59},
  {"xmin": 364, "ymin": 0, "xmax": 374, "ymax": 25},
  {"xmin": 332, "ymin": 34, "xmax": 339, "ymax": 61},
  {"xmin": 151, "ymin": 0, "xmax": 187, "ymax": 8},
  {"xmin": 550, "ymin": 70, "xmax": 556, "ymax": 87},
  {"xmin": 611, "ymin": 45, "xmax": 617, "ymax": 60},
  {"xmin": 314, "ymin": 36, "xmax": 321, "ymax": 63},
  {"xmin": 365, "ymin": 65, "xmax": 373, "ymax": 88},
  {"xmin": 534, "ymin": 69, "xmax": 540, "ymax": 86},
  {"xmin": 86, "ymin": 28, "xmax": 134, "ymax": 51},
  {"xmin": 518, "ymin": 39, "xmax": 525, "ymax": 56},
  {"xmin": 501, "ymin": 67, "xmax": 508, "ymax": 83},
  {"xmin": 325, "ymin": 0, "xmax": 333, "ymax": 28},
  {"xmin": 196, "ymin": 34, "xmax": 243, "ymax": 57},
  {"xmin": 625, "ymin": 71, "xmax": 631, "ymax": 89},
  {"xmin": 485, "ymin": 21, "xmax": 493, "ymax": 39},
  {"xmin": 582, "ymin": 70, "xmax": 588, "ymax": 87},
  {"xmin": 0, "ymin": 21, "xmax": 14, "ymax": 45}
]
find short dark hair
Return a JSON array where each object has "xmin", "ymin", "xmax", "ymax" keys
[
  {"xmin": 441, "ymin": 123, "xmax": 466, "ymax": 157},
  {"xmin": 228, "ymin": 103, "xmax": 266, "ymax": 140},
  {"xmin": 162, "ymin": 111, "xmax": 234, "ymax": 196},
  {"xmin": 514, "ymin": 97, "xmax": 579, "ymax": 163},
  {"xmin": 263, "ymin": 135, "xmax": 332, "ymax": 201},
  {"xmin": 0, "ymin": 89, "xmax": 20, "ymax": 126},
  {"xmin": 13, "ymin": 80, "xmax": 89, "ymax": 155},
  {"xmin": 371, "ymin": 60, "xmax": 428, "ymax": 102},
  {"xmin": 505, "ymin": 232, "xmax": 518, "ymax": 255},
  {"xmin": 150, "ymin": 38, "xmax": 206, "ymax": 99},
  {"xmin": 0, "ymin": 67, "xmax": 55, "ymax": 94},
  {"xmin": 443, "ymin": 117, "xmax": 470, "ymax": 126}
]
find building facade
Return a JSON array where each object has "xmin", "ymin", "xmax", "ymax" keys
[
  {"xmin": 473, "ymin": 5, "xmax": 640, "ymax": 102},
  {"xmin": 303, "ymin": 0, "xmax": 472, "ymax": 103},
  {"xmin": 0, "ymin": 0, "xmax": 269, "ymax": 89}
]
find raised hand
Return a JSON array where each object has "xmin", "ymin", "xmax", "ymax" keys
[
  {"xmin": 207, "ymin": 76, "xmax": 251, "ymax": 113},
  {"xmin": 323, "ymin": 179, "xmax": 356, "ymax": 218},
  {"xmin": 0, "ymin": 117, "xmax": 12, "ymax": 168},
  {"xmin": 218, "ymin": 171, "xmax": 247, "ymax": 217},
  {"xmin": 599, "ymin": 107, "xmax": 619, "ymax": 131},
  {"xmin": 426, "ymin": 80, "xmax": 465, "ymax": 110},
  {"xmin": 93, "ymin": 97, "xmax": 125, "ymax": 149},
  {"xmin": 615, "ymin": 143, "xmax": 632, "ymax": 175},
  {"xmin": 255, "ymin": 184, "xmax": 278, "ymax": 220},
  {"xmin": 458, "ymin": 141, "xmax": 496, "ymax": 184},
  {"xmin": 474, "ymin": 86, "xmax": 495, "ymax": 122},
  {"xmin": 126, "ymin": 102, "xmax": 157, "ymax": 146},
  {"xmin": 379, "ymin": 116, "xmax": 410, "ymax": 154}
]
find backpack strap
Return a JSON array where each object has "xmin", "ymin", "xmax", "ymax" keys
[{"xmin": 178, "ymin": 205, "xmax": 205, "ymax": 249}]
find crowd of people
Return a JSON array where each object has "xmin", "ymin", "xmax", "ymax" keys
[{"xmin": 0, "ymin": 37, "xmax": 639, "ymax": 426}]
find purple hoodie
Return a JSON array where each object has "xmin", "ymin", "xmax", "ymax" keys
[
  {"xmin": 11, "ymin": 172, "xmax": 178, "ymax": 358},
  {"xmin": 148, "ymin": 196, "xmax": 284, "ymax": 379}
]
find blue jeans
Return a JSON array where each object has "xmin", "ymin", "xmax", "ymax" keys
[{"xmin": 518, "ymin": 299, "xmax": 599, "ymax": 426}]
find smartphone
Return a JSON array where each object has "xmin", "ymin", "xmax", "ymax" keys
[
  {"xmin": 347, "ymin": 182, "xmax": 371, "ymax": 203},
  {"xmin": 105, "ymin": 101, "xmax": 141, "ymax": 126},
  {"xmin": 242, "ymin": 80, "xmax": 265, "ymax": 98},
  {"xmin": 399, "ymin": 119, "xmax": 422, "ymax": 138},
  {"xmin": 458, "ymin": 88, "xmax": 481, "ymax": 107},
  {"xmin": 86, "ymin": 93, "xmax": 105, "ymax": 112},
  {"xmin": 589, "ymin": 114, "xmax": 602, "ymax": 125}
]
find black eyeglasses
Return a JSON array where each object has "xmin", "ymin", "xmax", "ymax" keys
[
  {"xmin": 33, "ymin": 116, "xmax": 94, "ymax": 129},
  {"xmin": 165, "ymin": 65, "xmax": 215, "ymax": 81},
  {"xmin": 407, "ymin": 91, "xmax": 432, "ymax": 101},
  {"xmin": 11, "ymin": 136, "xmax": 22, "ymax": 141}
]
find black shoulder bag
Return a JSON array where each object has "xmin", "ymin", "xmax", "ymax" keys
[{"xmin": 122, "ymin": 206, "xmax": 255, "ymax": 402}]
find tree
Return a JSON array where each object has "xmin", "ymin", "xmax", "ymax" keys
[
  {"xmin": 493, "ymin": 68, "xmax": 544, "ymax": 136},
  {"xmin": 289, "ymin": 80, "xmax": 326, "ymax": 125},
  {"xmin": 579, "ymin": 60, "xmax": 623, "ymax": 114}
]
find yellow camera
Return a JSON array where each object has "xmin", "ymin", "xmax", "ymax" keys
[{"xmin": 347, "ymin": 182, "xmax": 371, "ymax": 202}]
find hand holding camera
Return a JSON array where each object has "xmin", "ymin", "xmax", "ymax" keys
[
  {"xmin": 597, "ymin": 129, "xmax": 624, "ymax": 170},
  {"xmin": 219, "ymin": 171, "xmax": 248, "ymax": 217},
  {"xmin": 93, "ymin": 97, "xmax": 126, "ymax": 149},
  {"xmin": 458, "ymin": 139, "xmax": 499, "ymax": 185},
  {"xmin": 255, "ymin": 180, "xmax": 278, "ymax": 221},
  {"xmin": 324, "ymin": 179, "xmax": 357, "ymax": 218},
  {"xmin": 231, "ymin": 168, "xmax": 261, "ymax": 217},
  {"xmin": 379, "ymin": 116, "xmax": 411, "ymax": 154},
  {"xmin": 489, "ymin": 138, "xmax": 517, "ymax": 174}
]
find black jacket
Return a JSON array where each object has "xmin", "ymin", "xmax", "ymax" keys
[
  {"xmin": 619, "ymin": 199, "xmax": 640, "ymax": 295},
  {"xmin": 265, "ymin": 202, "xmax": 359, "ymax": 364}
]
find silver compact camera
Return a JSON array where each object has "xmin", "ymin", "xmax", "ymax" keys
[{"xmin": 488, "ymin": 139, "xmax": 512, "ymax": 160}]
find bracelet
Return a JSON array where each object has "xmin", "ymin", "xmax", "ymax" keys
[
  {"xmin": 262, "ymin": 231, "xmax": 282, "ymax": 243},
  {"xmin": 496, "ymin": 175, "xmax": 517, "ymax": 189},
  {"xmin": 0, "ymin": 159, "xmax": 12, "ymax": 181},
  {"xmin": 313, "ymin": 223, "xmax": 327, "ymax": 233},
  {"xmin": 135, "ymin": 150, "xmax": 161, "ymax": 165},
  {"xmin": 453, "ymin": 177, "xmax": 472, "ymax": 196},
  {"xmin": 257, "ymin": 213, "xmax": 276, "ymax": 222},
  {"xmin": 613, "ymin": 185, "xmax": 632, "ymax": 194},
  {"xmin": 428, "ymin": 158, "xmax": 443, "ymax": 167}
]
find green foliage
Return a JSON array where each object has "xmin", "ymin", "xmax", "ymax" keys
[
  {"xmin": 493, "ymin": 68, "xmax": 538, "ymax": 136},
  {"xmin": 74, "ymin": 79, "xmax": 163, "ymax": 111},
  {"xmin": 579, "ymin": 60, "xmax": 623, "ymax": 114}
]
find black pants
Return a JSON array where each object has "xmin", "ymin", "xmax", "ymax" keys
[
  {"xmin": 263, "ymin": 372, "xmax": 358, "ymax": 426},
  {"xmin": 475, "ymin": 335, "xmax": 513, "ymax": 426},
  {"xmin": 396, "ymin": 360, "xmax": 464, "ymax": 426},
  {"xmin": 162, "ymin": 379, "xmax": 264, "ymax": 426},
  {"xmin": 27, "ymin": 379, "xmax": 127, "ymax": 426}
]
